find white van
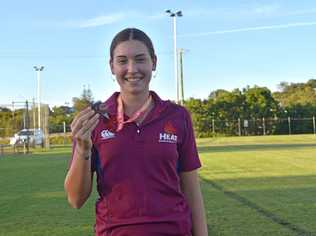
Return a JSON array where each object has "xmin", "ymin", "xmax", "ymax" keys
[{"xmin": 10, "ymin": 129, "xmax": 44, "ymax": 147}]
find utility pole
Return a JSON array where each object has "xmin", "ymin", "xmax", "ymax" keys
[
  {"xmin": 12, "ymin": 102, "xmax": 15, "ymax": 132},
  {"xmin": 32, "ymin": 98, "xmax": 36, "ymax": 129},
  {"xmin": 178, "ymin": 48, "xmax": 185, "ymax": 105},
  {"xmin": 313, "ymin": 116, "xmax": 315, "ymax": 135},
  {"xmin": 25, "ymin": 100, "xmax": 30, "ymax": 153}
]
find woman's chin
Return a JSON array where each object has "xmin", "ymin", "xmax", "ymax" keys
[{"xmin": 123, "ymin": 86, "xmax": 149, "ymax": 95}]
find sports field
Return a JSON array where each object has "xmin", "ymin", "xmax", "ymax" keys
[{"xmin": 0, "ymin": 135, "xmax": 315, "ymax": 236}]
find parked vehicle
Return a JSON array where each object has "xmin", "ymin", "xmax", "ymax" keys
[{"xmin": 9, "ymin": 129, "xmax": 44, "ymax": 147}]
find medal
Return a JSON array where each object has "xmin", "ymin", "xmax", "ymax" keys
[{"xmin": 91, "ymin": 101, "xmax": 110, "ymax": 119}]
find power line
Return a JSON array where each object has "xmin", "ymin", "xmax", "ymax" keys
[{"xmin": 0, "ymin": 51, "xmax": 173, "ymax": 59}]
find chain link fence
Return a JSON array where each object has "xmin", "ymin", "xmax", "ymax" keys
[
  {"xmin": 1, "ymin": 101, "xmax": 316, "ymax": 155},
  {"xmin": 208, "ymin": 117, "xmax": 316, "ymax": 136},
  {"xmin": 0, "ymin": 101, "xmax": 50, "ymax": 155}
]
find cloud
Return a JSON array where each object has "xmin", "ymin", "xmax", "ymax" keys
[
  {"xmin": 181, "ymin": 4, "xmax": 281, "ymax": 18},
  {"xmin": 65, "ymin": 11, "xmax": 161, "ymax": 28},
  {"xmin": 251, "ymin": 4, "xmax": 280, "ymax": 15},
  {"xmin": 149, "ymin": 12, "xmax": 166, "ymax": 20},
  {"xmin": 62, "ymin": 13, "xmax": 125, "ymax": 28},
  {"xmin": 78, "ymin": 13, "xmax": 125, "ymax": 28},
  {"xmin": 286, "ymin": 8, "xmax": 316, "ymax": 16},
  {"xmin": 181, "ymin": 4, "xmax": 316, "ymax": 19},
  {"xmin": 58, "ymin": 6, "xmax": 316, "ymax": 29},
  {"xmin": 179, "ymin": 21, "xmax": 316, "ymax": 38}
]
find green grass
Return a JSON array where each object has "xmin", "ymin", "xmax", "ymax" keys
[
  {"xmin": 0, "ymin": 147, "xmax": 97, "ymax": 236},
  {"xmin": 197, "ymin": 135, "xmax": 316, "ymax": 236},
  {"xmin": 0, "ymin": 135, "xmax": 315, "ymax": 235}
]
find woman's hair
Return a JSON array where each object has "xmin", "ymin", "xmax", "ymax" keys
[{"xmin": 110, "ymin": 28, "xmax": 156, "ymax": 61}]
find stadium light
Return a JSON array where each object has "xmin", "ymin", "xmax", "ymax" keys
[
  {"xmin": 33, "ymin": 66, "xmax": 44, "ymax": 130},
  {"xmin": 166, "ymin": 9, "xmax": 183, "ymax": 104}
]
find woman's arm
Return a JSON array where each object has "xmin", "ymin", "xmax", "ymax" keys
[
  {"xmin": 180, "ymin": 169, "xmax": 208, "ymax": 236},
  {"xmin": 64, "ymin": 107, "xmax": 99, "ymax": 209},
  {"xmin": 64, "ymin": 148, "xmax": 94, "ymax": 209}
]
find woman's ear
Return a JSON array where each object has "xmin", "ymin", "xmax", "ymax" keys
[
  {"xmin": 109, "ymin": 59, "xmax": 115, "ymax": 75},
  {"xmin": 152, "ymin": 55, "xmax": 157, "ymax": 71}
]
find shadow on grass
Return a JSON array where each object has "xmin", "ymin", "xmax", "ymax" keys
[
  {"xmin": 0, "ymin": 150, "xmax": 71, "ymax": 159},
  {"xmin": 0, "ymin": 145, "xmax": 72, "ymax": 157},
  {"xmin": 198, "ymin": 143, "xmax": 316, "ymax": 153},
  {"xmin": 200, "ymin": 175, "xmax": 316, "ymax": 236},
  {"xmin": 49, "ymin": 144, "xmax": 72, "ymax": 149}
]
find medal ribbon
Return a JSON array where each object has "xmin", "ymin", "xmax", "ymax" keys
[{"xmin": 116, "ymin": 94, "xmax": 152, "ymax": 132}]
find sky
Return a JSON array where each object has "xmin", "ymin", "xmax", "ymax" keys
[{"xmin": 1, "ymin": 0, "xmax": 316, "ymax": 107}]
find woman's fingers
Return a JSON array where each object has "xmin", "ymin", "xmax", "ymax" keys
[
  {"xmin": 71, "ymin": 108, "xmax": 87, "ymax": 131},
  {"xmin": 70, "ymin": 105, "xmax": 101, "ymax": 152},
  {"xmin": 74, "ymin": 113, "xmax": 100, "ymax": 141},
  {"xmin": 71, "ymin": 108, "xmax": 94, "ymax": 131},
  {"xmin": 71, "ymin": 108, "xmax": 96, "ymax": 135},
  {"xmin": 83, "ymin": 116, "xmax": 100, "ymax": 137},
  {"xmin": 75, "ymin": 114, "xmax": 99, "ymax": 151}
]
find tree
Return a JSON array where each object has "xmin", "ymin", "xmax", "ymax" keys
[
  {"xmin": 273, "ymin": 80, "xmax": 316, "ymax": 134},
  {"xmin": 72, "ymin": 86, "xmax": 94, "ymax": 113},
  {"xmin": 244, "ymin": 86, "xmax": 278, "ymax": 119},
  {"xmin": 49, "ymin": 106, "xmax": 74, "ymax": 133},
  {"xmin": 206, "ymin": 89, "xmax": 246, "ymax": 135},
  {"xmin": 0, "ymin": 107, "xmax": 24, "ymax": 138},
  {"xmin": 274, "ymin": 80, "xmax": 316, "ymax": 107},
  {"xmin": 184, "ymin": 98, "xmax": 210, "ymax": 137}
]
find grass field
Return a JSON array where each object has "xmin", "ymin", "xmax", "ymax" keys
[{"xmin": 0, "ymin": 135, "xmax": 315, "ymax": 236}]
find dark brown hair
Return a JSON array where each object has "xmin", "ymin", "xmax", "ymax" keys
[{"xmin": 110, "ymin": 28, "xmax": 156, "ymax": 61}]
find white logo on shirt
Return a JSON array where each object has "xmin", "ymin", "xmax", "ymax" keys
[
  {"xmin": 159, "ymin": 133, "xmax": 177, "ymax": 143},
  {"xmin": 101, "ymin": 129, "xmax": 115, "ymax": 140}
]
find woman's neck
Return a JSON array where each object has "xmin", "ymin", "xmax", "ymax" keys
[{"xmin": 120, "ymin": 90, "xmax": 150, "ymax": 116}]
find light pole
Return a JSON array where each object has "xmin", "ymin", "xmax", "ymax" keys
[
  {"xmin": 33, "ymin": 66, "xmax": 44, "ymax": 130},
  {"xmin": 166, "ymin": 9, "xmax": 182, "ymax": 104}
]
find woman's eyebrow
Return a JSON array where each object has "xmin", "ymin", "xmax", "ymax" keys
[
  {"xmin": 135, "ymin": 54, "xmax": 146, "ymax": 58},
  {"xmin": 115, "ymin": 54, "xmax": 146, "ymax": 59}
]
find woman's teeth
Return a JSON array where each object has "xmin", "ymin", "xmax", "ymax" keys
[{"xmin": 125, "ymin": 78, "xmax": 141, "ymax": 81}]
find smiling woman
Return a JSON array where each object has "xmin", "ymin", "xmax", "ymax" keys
[
  {"xmin": 109, "ymin": 28, "xmax": 157, "ymax": 101},
  {"xmin": 111, "ymin": 39, "xmax": 155, "ymax": 99},
  {"xmin": 64, "ymin": 28, "xmax": 208, "ymax": 236}
]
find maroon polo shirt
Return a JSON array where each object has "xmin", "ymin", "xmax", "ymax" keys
[{"xmin": 70, "ymin": 91, "xmax": 201, "ymax": 236}]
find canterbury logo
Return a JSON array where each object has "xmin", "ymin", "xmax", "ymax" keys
[{"xmin": 101, "ymin": 129, "xmax": 115, "ymax": 140}]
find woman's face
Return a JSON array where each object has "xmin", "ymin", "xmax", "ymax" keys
[{"xmin": 110, "ymin": 40, "xmax": 156, "ymax": 96}]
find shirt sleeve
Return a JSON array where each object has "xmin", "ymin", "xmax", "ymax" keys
[
  {"xmin": 177, "ymin": 107, "xmax": 202, "ymax": 172},
  {"xmin": 67, "ymin": 139, "xmax": 97, "ymax": 173}
]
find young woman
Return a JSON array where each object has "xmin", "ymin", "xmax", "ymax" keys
[{"xmin": 64, "ymin": 28, "xmax": 208, "ymax": 236}]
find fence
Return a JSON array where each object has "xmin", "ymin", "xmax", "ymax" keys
[
  {"xmin": 1, "ymin": 101, "xmax": 316, "ymax": 147},
  {"xmin": 207, "ymin": 116, "xmax": 316, "ymax": 136},
  {"xmin": 0, "ymin": 101, "xmax": 50, "ymax": 147}
]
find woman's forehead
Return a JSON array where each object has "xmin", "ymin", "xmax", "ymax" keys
[{"xmin": 113, "ymin": 40, "xmax": 149, "ymax": 57}]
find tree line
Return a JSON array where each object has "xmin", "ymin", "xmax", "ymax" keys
[
  {"xmin": 1, "ymin": 79, "xmax": 316, "ymax": 138},
  {"xmin": 184, "ymin": 79, "xmax": 316, "ymax": 137}
]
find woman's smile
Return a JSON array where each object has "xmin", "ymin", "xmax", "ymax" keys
[{"xmin": 124, "ymin": 76, "xmax": 143, "ymax": 82}]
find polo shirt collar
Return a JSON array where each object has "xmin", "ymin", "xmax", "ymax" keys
[
  {"xmin": 146, "ymin": 91, "xmax": 169, "ymax": 121},
  {"xmin": 103, "ymin": 91, "xmax": 169, "ymax": 121},
  {"xmin": 103, "ymin": 92, "xmax": 119, "ymax": 116}
]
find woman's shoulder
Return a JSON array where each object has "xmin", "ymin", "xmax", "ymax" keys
[
  {"xmin": 160, "ymin": 100, "xmax": 192, "ymax": 121},
  {"xmin": 166, "ymin": 100, "xmax": 190, "ymax": 113}
]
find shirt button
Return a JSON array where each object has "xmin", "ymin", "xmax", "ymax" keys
[{"xmin": 137, "ymin": 129, "xmax": 140, "ymax": 134}]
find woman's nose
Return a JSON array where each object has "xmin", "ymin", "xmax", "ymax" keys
[{"xmin": 127, "ymin": 61, "xmax": 137, "ymax": 73}]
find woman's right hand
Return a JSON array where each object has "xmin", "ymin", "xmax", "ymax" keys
[{"xmin": 71, "ymin": 107, "xmax": 100, "ymax": 157}]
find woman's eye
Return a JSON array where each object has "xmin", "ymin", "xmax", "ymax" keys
[
  {"xmin": 136, "ymin": 58, "xmax": 145, "ymax": 63},
  {"xmin": 117, "ymin": 60, "xmax": 127, "ymax": 64}
]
